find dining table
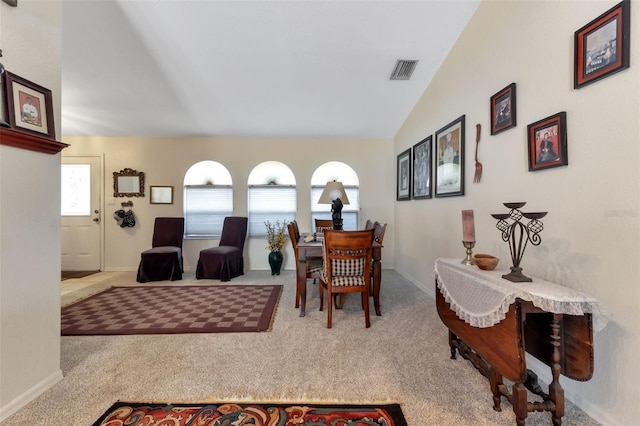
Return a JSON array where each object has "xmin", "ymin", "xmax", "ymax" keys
[{"xmin": 296, "ymin": 235, "xmax": 383, "ymax": 317}]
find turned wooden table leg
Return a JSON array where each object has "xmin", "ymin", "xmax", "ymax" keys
[
  {"xmin": 489, "ymin": 367, "xmax": 503, "ymax": 412},
  {"xmin": 550, "ymin": 314, "xmax": 565, "ymax": 426},
  {"xmin": 448, "ymin": 331, "xmax": 458, "ymax": 359},
  {"xmin": 512, "ymin": 382, "xmax": 528, "ymax": 426}
]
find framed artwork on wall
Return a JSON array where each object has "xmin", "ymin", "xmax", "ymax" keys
[
  {"xmin": 412, "ymin": 136, "xmax": 432, "ymax": 199},
  {"xmin": 0, "ymin": 73, "xmax": 8, "ymax": 128},
  {"xmin": 574, "ymin": 0, "xmax": 630, "ymax": 89},
  {"xmin": 527, "ymin": 112, "xmax": 568, "ymax": 171},
  {"xmin": 490, "ymin": 83, "xmax": 516, "ymax": 135},
  {"xmin": 150, "ymin": 186, "xmax": 174, "ymax": 204},
  {"xmin": 396, "ymin": 148, "xmax": 411, "ymax": 201},
  {"xmin": 3, "ymin": 71, "xmax": 55, "ymax": 139},
  {"xmin": 434, "ymin": 115, "xmax": 465, "ymax": 197}
]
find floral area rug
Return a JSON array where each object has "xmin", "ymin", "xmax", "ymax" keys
[{"xmin": 92, "ymin": 401, "xmax": 408, "ymax": 425}]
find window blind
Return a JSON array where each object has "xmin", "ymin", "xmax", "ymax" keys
[
  {"xmin": 184, "ymin": 185, "xmax": 233, "ymax": 238},
  {"xmin": 248, "ymin": 185, "xmax": 296, "ymax": 236}
]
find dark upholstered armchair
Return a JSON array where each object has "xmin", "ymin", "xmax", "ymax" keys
[
  {"xmin": 136, "ymin": 217, "xmax": 184, "ymax": 283},
  {"xmin": 196, "ymin": 216, "xmax": 248, "ymax": 281}
]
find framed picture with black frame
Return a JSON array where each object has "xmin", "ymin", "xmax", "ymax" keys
[
  {"xmin": 396, "ymin": 148, "xmax": 411, "ymax": 201},
  {"xmin": 574, "ymin": 0, "xmax": 630, "ymax": 89},
  {"xmin": 412, "ymin": 136, "xmax": 432, "ymax": 199},
  {"xmin": 434, "ymin": 115, "xmax": 465, "ymax": 197},
  {"xmin": 490, "ymin": 83, "xmax": 516, "ymax": 135},
  {"xmin": 527, "ymin": 112, "xmax": 568, "ymax": 172},
  {"xmin": 0, "ymin": 73, "xmax": 8, "ymax": 128},
  {"xmin": 4, "ymin": 71, "xmax": 55, "ymax": 139}
]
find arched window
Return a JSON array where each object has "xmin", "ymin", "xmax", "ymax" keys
[
  {"xmin": 183, "ymin": 161, "xmax": 233, "ymax": 238},
  {"xmin": 311, "ymin": 162, "xmax": 359, "ymax": 231},
  {"xmin": 247, "ymin": 161, "xmax": 296, "ymax": 237}
]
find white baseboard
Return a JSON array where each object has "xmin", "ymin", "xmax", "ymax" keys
[{"xmin": 0, "ymin": 369, "xmax": 63, "ymax": 422}]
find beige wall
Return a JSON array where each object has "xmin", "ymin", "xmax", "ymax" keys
[
  {"xmin": 0, "ymin": 0, "xmax": 64, "ymax": 421},
  {"xmin": 62, "ymin": 136, "xmax": 395, "ymax": 272},
  {"xmin": 394, "ymin": 1, "xmax": 639, "ymax": 425}
]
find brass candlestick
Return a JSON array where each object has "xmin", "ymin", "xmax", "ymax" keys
[{"xmin": 461, "ymin": 241, "xmax": 476, "ymax": 265}]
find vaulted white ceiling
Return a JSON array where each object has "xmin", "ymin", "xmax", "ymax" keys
[{"xmin": 61, "ymin": 0, "xmax": 480, "ymax": 139}]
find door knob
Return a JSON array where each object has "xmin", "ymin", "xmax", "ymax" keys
[{"xmin": 93, "ymin": 217, "xmax": 100, "ymax": 223}]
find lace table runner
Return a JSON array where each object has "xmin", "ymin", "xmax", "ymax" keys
[{"xmin": 434, "ymin": 258, "xmax": 609, "ymax": 332}]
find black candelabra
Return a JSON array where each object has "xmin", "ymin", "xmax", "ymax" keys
[{"xmin": 491, "ymin": 202, "xmax": 547, "ymax": 282}]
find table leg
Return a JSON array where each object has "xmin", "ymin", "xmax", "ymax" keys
[
  {"xmin": 550, "ymin": 314, "xmax": 565, "ymax": 426},
  {"xmin": 512, "ymin": 383, "xmax": 528, "ymax": 426},
  {"xmin": 297, "ymin": 259, "xmax": 307, "ymax": 317},
  {"xmin": 489, "ymin": 367, "xmax": 503, "ymax": 412},
  {"xmin": 372, "ymin": 258, "xmax": 381, "ymax": 316}
]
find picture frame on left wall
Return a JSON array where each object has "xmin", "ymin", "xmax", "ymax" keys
[
  {"xmin": 0, "ymin": 73, "xmax": 9, "ymax": 127},
  {"xmin": 396, "ymin": 148, "xmax": 411, "ymax": 201},
  {"xmin": 4, "ymin": 71, "xmax": 55, "ymax": 139}
]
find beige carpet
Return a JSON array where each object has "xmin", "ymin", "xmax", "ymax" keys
[{"xmin": 3, "ymin": 270, "xmax": 600, "ymax": 425}]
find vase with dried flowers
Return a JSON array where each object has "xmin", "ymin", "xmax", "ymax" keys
[{"xmin": 265, "ymin": 220, "xmax": 288, "ymax": 275}]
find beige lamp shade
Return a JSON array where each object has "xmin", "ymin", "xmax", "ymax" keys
[{"xmin": 318, "ymin": 181, "xmax": 350, "ymax": 204}]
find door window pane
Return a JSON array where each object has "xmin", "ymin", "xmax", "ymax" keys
[{"xmin": 61, "ymin": 164, "xmax": 91, "ymax": 216}]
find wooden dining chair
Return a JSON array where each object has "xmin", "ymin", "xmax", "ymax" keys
[
  {"xmin": 318, "ymin": 229, "xmax": 375, "ymax": 328},
  {"xmin": 314, "ymin": 218, "xmax": 334, "ymax": 233},
  {"xmin": 364, "ymin": 219, "xmax": 374, "ymax": 230},
  {"xmin": 373, "ymin": 222, "xmax": 387, "ymax": 244},
  {"xmin": 368, "ymin": 222, "xmax": 387, "ymax": 296},
  {"xmin": 288, "ymin": 221, "xmax": 323, "ymax": 308}
]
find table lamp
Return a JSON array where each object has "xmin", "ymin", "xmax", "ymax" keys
[{"xmin": 318, "ymin": 180, "xmax": 350, "ymax": 230}]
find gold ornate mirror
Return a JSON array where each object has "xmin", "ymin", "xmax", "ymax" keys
[{"xmin": 113, "ymin": 168, "xmax": 145, "ymax": 197}]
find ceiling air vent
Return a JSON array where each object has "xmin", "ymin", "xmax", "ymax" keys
[{"xmin": 390, "ymin": 59, "xmax": 418, "ymax": 80}]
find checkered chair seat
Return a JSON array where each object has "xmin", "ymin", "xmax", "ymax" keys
[
  {"xmin": 320, "ymin": 258, "xmax": 366, "ymax": 286},
  {"xmin": 320, "ymin": 272, "xmax": 366, "ymax": 287}
]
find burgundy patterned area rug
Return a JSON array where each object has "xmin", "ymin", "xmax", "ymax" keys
[
  {"xmin": 61, "ymin": 285, "xmax": 282, "ymax": 335},
  {"xmin": 92, "ymin": 401, "xmax": 408, "ymax": 426}
]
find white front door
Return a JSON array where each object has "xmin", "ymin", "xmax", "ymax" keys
[{"xmin": 61, "ymin": 156, "xmax": 102, "ymax": 271}]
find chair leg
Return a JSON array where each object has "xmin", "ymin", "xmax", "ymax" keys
[
  {"xmin": 327, "ymin": 289, "xmax": 333, "ymax": 329},
  {"xmin": 363, "ymin": 291, "xmax": 371, "ymax": 328},
  {"xmin": 334, "ymin": 294, "xmax": 342, "ymax": 309},
  {"xmin": 319, "ymin": 282, "xmax": 324, "ymax": 311}
]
